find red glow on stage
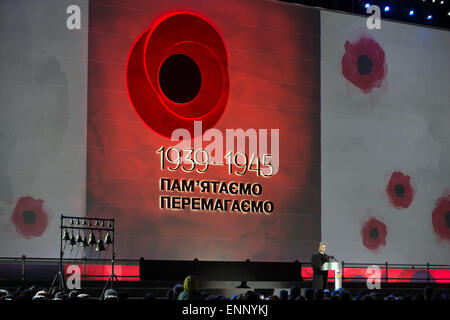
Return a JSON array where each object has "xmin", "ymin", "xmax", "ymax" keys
[
  {"xmin": 68, "ymin": 265, "xmax": 450, "ymax": 284},
  {"xmin": 302, "ymin": 267, "xmax": 450, "ymax": 283},
  {"xmin": 64, "ymin": 265, "xmax": 139, "ymax": 281}
]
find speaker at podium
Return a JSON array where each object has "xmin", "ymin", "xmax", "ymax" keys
[{"xmin": 321, "ymin": 259, "xmax": 342, "ymax": 290}]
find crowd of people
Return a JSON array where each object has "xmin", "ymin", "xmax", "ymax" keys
[{"xmin": 0, "ymin": 275, "xmax": 448, "ymax": 301}]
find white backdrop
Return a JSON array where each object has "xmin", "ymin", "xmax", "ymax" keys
[
  {"xmin": 0, "ymin": 0, "xmax": 88, "ymax": 258},
  {"xmin": 321, "ymin": 10, "xmax": 450, "ymax": 264}
]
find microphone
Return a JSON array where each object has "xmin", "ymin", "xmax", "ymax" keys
[{"xmin": 324, "ymin": 254, "xmax": 335, "ymax": 261}]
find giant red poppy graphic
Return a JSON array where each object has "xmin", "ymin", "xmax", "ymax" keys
[
  {"xmin": 126, "ymin": 12, "xmax": 229, "ymax": 138},
  {"xmin": 431, "ymin": 194, "xmax": 450, "ymax": 241},
  {"xmin": 361, "ymin": 217, "xmax": 387, "ymax": 251},
  {"xmin": 386, "ymin": 171, "xmax": 414, "ymax": 209},
  {"xmin": 10, "ymin": 196, "xmax": 49, "ymax": 239},
  {"xmin": 341, "ymin": 37, "xmax": 387, "ymax": 93}
]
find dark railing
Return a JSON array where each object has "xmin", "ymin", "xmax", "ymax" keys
[{"xmin": 0, "ymin": 257, "xmax": 449, "ymax": 283}]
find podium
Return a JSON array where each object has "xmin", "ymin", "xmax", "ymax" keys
[{"xmin": 321, "ymin": 261, "xmax": 342, "ymax": 290}]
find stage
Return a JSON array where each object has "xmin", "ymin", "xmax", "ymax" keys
[{"xmin": 1, "ymin": 257, "xmax": 449, "ymax": 299}]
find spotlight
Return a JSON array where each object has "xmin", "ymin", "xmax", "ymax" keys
[
  {"xmin": 365, "ymin": 3, "xmax": 370, "ymax": 9},
  {"xmin": 409, "ymin": 10, "xmax": 415, "ymax": 16},
  {"xmin": 427, "ymin": 14, "xmax": 433, "ymax": 19},
  {"xmin": 440, "ymin": 1, "xmax": 444, "ymax": 4},
  {"xmin": 384, "ymin": 6, "xmax": 390, "ymax": 12}
]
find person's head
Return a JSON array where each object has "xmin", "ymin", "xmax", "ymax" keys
[
  {"xmin": 77, "ymin": 293, "xmax": 90, "ymax": 300},
  {"xmin": 118, "ymin": 292, "xmax": 129, "ymax": 301},
  {"xmin": 201, "ymin": 292, "xmax": 209, "ymax": 299},
  {"xmin": 318, "ymin": 242, "xmax": 326, "ymax": 253},
  {"xmin": 289, "ymin": 286, "xmax": 301, "ymax": 300},
  {"xmin": 104, "ymin": 289, "xmax": 118, "ymax": 300},
  {"xmin": 53, "ymin": 292, "xmax": 67, "ymax": 300},
  {"xmin": 0, "ymin": 289, "xmax": 9, "ymax": 300},
  {"xmin": 295, "ymin": 295, "xmax": 305, "ymax": 301},
  {"xmin": 338, "ymin": 290, "xmax": 351, "ymax": 301},
  {"xmin": 68, "ymin": 290, "xmax": 79, "ymax": 300},
  {"xmin": 183, "ymin": 275, "xmax": 198, "ymax": 292},
  {"xmin": 423, "ymin": 286, "xmax": 434, "ymax": 299},
  {"xmin": 173, "ymin": 283, "xmax": 184, "ymax": 298},
  {"xmin": 16, "ymin": 289, "xmax": 33, "ymax": 301},
  {"xmin": 33, "ymin": 290, "xmax": 49, "ymax": 301},
  {"xmin": 314, "ymin": 289, "xmax": 324, "ymax": 301},
  {"xmin": 304, "ymin": 288, "xmax": 314, "ymax": 300},
  {"xmin": 241, "ymin": 290, "xmax": 260, "ymax": 301},
  {"xmin": 361, "ymin": 294, "xmax": 374, "ymax": 301},
  {"xmin": 279, "ymin": 289, "xmax": 288, "ymax": 300},
  {"xmin": 413, "ymin": 293, "xmax": 424, "ymax": 301},
  {"xmin": 144, "ymin": 292, "xmax": 156, "ymax": 301},
  {"xmin": 50, "ymin": 287, "xmax": 60, "ymax": 296}
]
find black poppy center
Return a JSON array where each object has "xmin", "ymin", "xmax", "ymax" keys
[
  {"xmin": 357, "ymin": 54, "xmax": 373, "ymax": 75},
  {"xmin": 445, "ymin": 211, "xmax": 450, "ymax": 228},
  {"xmin": 22, "ymin": 210, "xmax": 36, "ymax": 225},
  {"xmin": 394, "ymin": 184, "xmax": 405, "ymax": 198},
  {"xmin": 369, "ymin": 227, "xmax": 379, "ymax": 240},
  {"xmin": 159, "ymin": 54, "xmax": 201, "ymax": 103}
]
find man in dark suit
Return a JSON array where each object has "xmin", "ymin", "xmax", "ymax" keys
[{"xmin": 311, "ymin": 242, "xmax": 330, "ymax": 290}]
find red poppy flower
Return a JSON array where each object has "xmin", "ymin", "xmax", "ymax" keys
[
  {"xmin": 126, "ymin": 12, "xmax": 229, "ymax": 139},
  {"xmin": 11, "ymin": 196, "xmax": 48, "ymax": 239},
  {"xmin": 341, "ymin": 37, "xmax": 387, "ymax": 94},
  {"xmin": 431, "ymin": 194, "xmax": 450, "ymax": 241},
  {"xmin": 361, "ymin": 217, "xmax": 387, "ymax": 251},
  {"xmin": 386, "ymin": 172, "xmax": 414, "ymax": 209}
]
